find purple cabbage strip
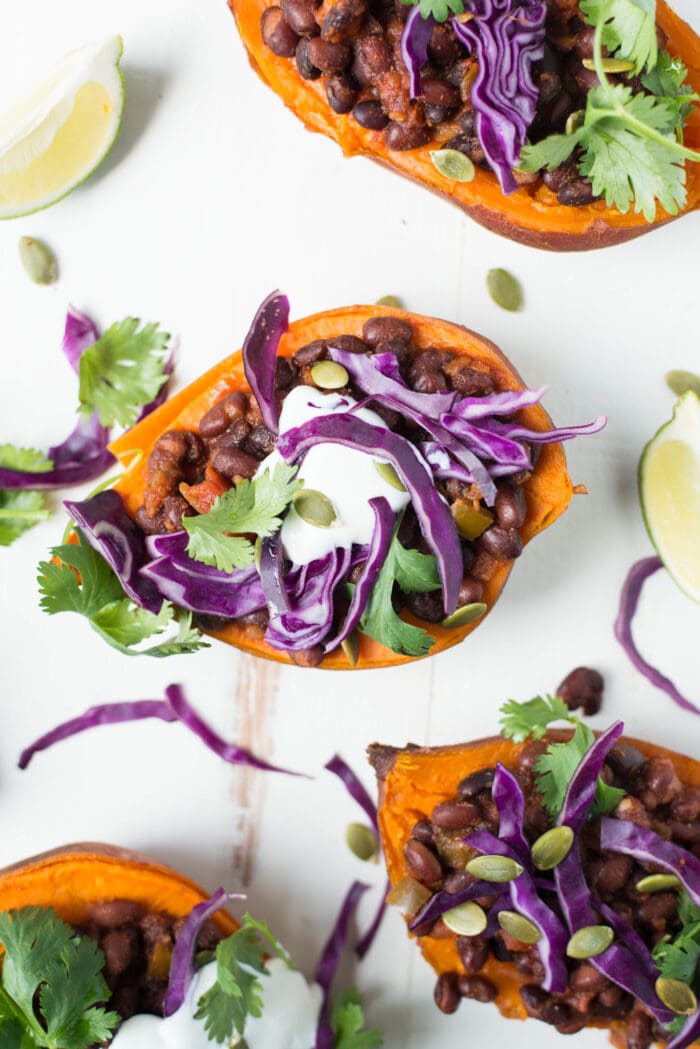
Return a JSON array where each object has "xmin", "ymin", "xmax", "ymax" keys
[
  {"xmin": 62, "ymin": 305, "xmax": 100, "ymax": 373},
  {"xmin": 419, "ymin": 442, "xmax": 476, "ymax": 484},
  {"xmin": 325, "ymin": 754, "xmax": 379, "ymax": 834},
  {"xmin": 400, "ymin": 5, "xmax": 436, "ymax": 99},
  {"xmin": 492, "ymin": 763, "xmax": 533, "ymax": 870},
  {"xmin": 314, "ymin": 881, "xmax": 370, "ymax": 1049},
  {"xmin": 409, "ymin": 880, "xmax": 508, "ymax": 932},
  {"xmin": 465, "ymin": 829, "xmax": 568, "ymax": 994},
  {"xmin": 615, "ymin": 557, "xmax": 699, "ymax": 716},
  {"xmin": 594, "ymin": 898, "xmax": 665, "ymax": 995},
  {"xmin": 265, "ymin": 548, "xmax": 352, "ymax": 652},
  {"xmin": 163, "ymin": 888, "xmax": 237, "ymax": 1016},
  {"xmin": 259, "ymin": 532, "xmax": 291, "ymax": 618},
  {"xmin": 329, "ymin": 347, "xmax": 457, "ymax": 420},
  {"xmin": 667, "ymin": 1012, "xmax": 700, "ymax": 1049},
  {"xmin": 356, "ymin": 880, "xmax": 389, "ymax": 960},
  {"xmin": 452, "ymin": 0, "xmax": 547, "ymax": 193},
  {"xmin": 441, "ymin": 413, "xmax": 532, "ymax": 469},
  {"xmin": 324, "ymin": 497, "xmax": 394, "ymax": 653},
  {"xmin": 483, "ymin": 415, "xmax": 608, "ymax": 443},
  {"xmin": 242, "ymin": 290, "xmax": 290, "ymax": 435},
  {"xmin": 600, "ymin": 818, "xmax": 700, "ymax": 907},
  {"xmin": 0, "ymin": 445, "xmax": 115, "ymax": 489},
  {"xmin": 452, "ymin": 387, "xmax": 548, "ymax": 420},
  {"xmin": 65, "ymin": 490, "xmax": 163, "ymax": 614},
  {"xmin": 18, "ymin": 700, "xmax": 177, "ymax": 769},
  {"xmin": 558, "ymin": 721, "xmax": 625, "ymax": 834},
  {"xmin": 277, "ymin": 414, "xmax": 462, "ymax": 615}
]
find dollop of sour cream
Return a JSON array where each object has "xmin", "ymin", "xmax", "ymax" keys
[
  {"xmin": 111, "ymin": 958, "xmax": 322, "ymax": 1049},
  {"xmin": 268, "ymin": 386, "xmax": 410, "ymax": 565}
]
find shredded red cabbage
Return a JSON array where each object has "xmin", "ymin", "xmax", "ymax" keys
[
  {"xmin": 324, "ymin": 497, "xmax": 394, "ymax": 653},
  {"xmin": 265, "ymin": 548, "xmax": 352, "ymax": 651},
  {"xmin": 163, "ymin": 888, "xmax": 234, "ymax": 1016},
  {"xmin": 594, "ymin": 898, "xmax": 665, "ymax": 995},
  {"xmin": 667, "ymin": 1012, "xmax": 700, "ymax": 1049},
  {"xmin": 558, "ymin": 721, "xmax": 625, "ymax": 834},
  {"xmin": 356, "ymin": 881, "xmax": 389, "ymax": 960},
  {"xmin": 65, "ymin": 490, "xmax": 164, "ymax": 614},
  {"xmin": 314, "ymin": 881, "xmax": 370, "ymax": 1049},
  {"xmin": 242, "ymin": 291, "xmax": 289, "ymax": 435},
  {"xmin": 600, "ymin": 818, "xmax": 700, "ymax": 907},
  {"xmin": 491, "ymin": 763, "xmax": 533, "ymax": 870},
  {"xmin": 277, "ymin": 414, "xmax": 462, "ymax": 615},
  {"xmin": 62, "ymin": 305, "xmax": 100, "ymax": 372},
  {"xmin": 419, "ymin": 442, "xmax": 475, "ymax": 484},
  {"xmin": 453, "ymin": 387, "xmax": 548, "ymax": 420},
  {"xmin": 325, "ymin": 754, "xmax": 379, "ymax": 834},
  {"xmin": 259, "ymin": 533, "xmax": 291, "ymax": 618},
  {"xmin": 615, "ymin": 557, "xmax": 699, "ymax": 716},
  {"xmin": 482, "ymin": 415, "xmax": 607, "ymax": 444},
  {"xmin": 441, "ymin": 412, "xmax": 532, "ymax": 469},
  {"xmin": 408, "ymin": 879, "xmax": 508, "ymax": 931},
  {"xmin": 143, "ymin": 531, "xmax": 265, "ymax": 618},
  {"xmin": 19, "ymin": 683, "xmax": 304, "ymax": 777},
  {"xmin": 452, "ymin": 0, "xmax": 547, "ymax": 193},
  {"xmin": 400, "ymin": 5, "xmax": 435, "ymax": 99}
]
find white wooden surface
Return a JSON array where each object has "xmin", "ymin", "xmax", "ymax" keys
[{"xmin": 1, "ymin": 1, "xmax": 699, "ymax": 1046}]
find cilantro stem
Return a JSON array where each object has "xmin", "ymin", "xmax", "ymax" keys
[{"xmin": 0, "ymin": 508, "xmax": 50, "ymax": 521}]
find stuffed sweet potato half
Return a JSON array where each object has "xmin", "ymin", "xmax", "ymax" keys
[
  {"xmin": 0, "ymin": 843, "xmax": 326, "ymax": 1048},
  {"xmin": 64, "ymin": 292, "xmax": 605, "ymax": 670},
  {"xmin": 369, "ymin": 695, "xmax": 700, "ymax": 1049},
  {"xmin": 230, "ymin": 0, "xmax": 700, "ymax": 251}
]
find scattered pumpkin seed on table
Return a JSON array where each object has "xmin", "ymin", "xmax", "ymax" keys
[
  {"xmin": 345, "ymin": 822, "xmax": 378, "ymax": 862},
  {"xmin": 18, "ymin": 236, "xmax": 58, "ymax": 285},
  {"xmin": 375, "ymin": 294, "xmax": 404, "ymax": 308},
  {"xmin": 487, "ymin": 268, "xmax": 523, "ymax": 312},
  {"xmin": 666, "ymin": 370, "xmax": 700, "ymax": 398}
]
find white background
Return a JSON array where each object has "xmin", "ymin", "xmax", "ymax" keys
[{"xmin": 1, "ymin": 1, "xmax": 699, "ymax": 1046}]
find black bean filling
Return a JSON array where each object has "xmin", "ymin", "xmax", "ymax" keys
[
  {"xmin": 136, "ymin": 315, "xmax": 534, "ymax": 664},
  {"xmin": 259, "ymin": 0, "xmax": 667, "ymax": 208},
  {"xmin": 404, "ymin": 747, "xmax": 700, "ymax": 1048}
]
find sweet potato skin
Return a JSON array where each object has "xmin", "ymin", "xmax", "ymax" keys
[
  {"xmin": 109, "ymin": 305, "xmax": 573, "ymax": 669},
  {"xmin": 369, "ymin": 732, "xmax": 700, "ymax": 1036},
  {"xmin": 229, "ymin": 0, "xmax": 700, "ymax": 251}
]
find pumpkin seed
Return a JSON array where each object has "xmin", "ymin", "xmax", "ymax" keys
[
  {"xmin": 18, "ymin": 236, "xmax": 58, "ymax": 284},
  {"xmin": 565, "ymin": 109, "xmax": 585, "ymax": 135},
  {"xmin": 582, "ymin": 57, "xmax": 636, "ymax": 72},
  {"xmin": 636, "ymin": 873, "xmax": 682, "ymax": 894},
  {"xmin": 374, "ymin": 460, "xmax": 406, "ymax": 491},
  {"xmin": 452, "ymin": 502, "xmax": 493, "ymax": 539},
  {"xmin": 375, "ymin": 295, "xmax": 404, "ymax": 309},
  {"xmin": 292, "ymin": 489, "xmax": 337, "ymax": 528},
  {"xmin": 486, "ymin": 268, "xmax": 523, "ymax": 312},
  {"xmin": 441, "ymin": 602, "xmax": 487, "ymax": 629},
  {"xmin": 442, "ymin": 901, "xmax": 488, "ymax": 936},
  {"xmin": 531, "ymin": 825, "xmax": 574, "ymax": 871},
  {"xmin": 341, "ymin": 632, "xmax": 360, "ymax": 667},
  {"xmin": 430, "ymin": 148, "xmax": 476, "ymax": 183},
  {"xmin": 498, "ymin": 910, "xmax": 542, "ymax": 945},
  {"xmin": 666, "ymin": 370, "xmax": 700, "ymax": 399},
  {"xmin": 566, "ymin": 925, "xmax": 614, "ymax": 959},
  {"xmin": 311, "ymin": 360, "xmax": 349, "ymax": 390},
  {"xmin": 656, "ymin": 977, "xmax": 698, "ymax": 1016},
  {"xmin": 346, "ymin": 822, "xmax": 378, "ymax": 862},
  {"xmin": 466, "ymin": 855, "xmax": 524, "ymax": 882}
]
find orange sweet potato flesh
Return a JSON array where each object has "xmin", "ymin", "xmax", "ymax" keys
[
  {"xmin": 109, "ymin": 305, "xmax": 573, "ymax": 670},
  {"xmin": 0, "ymin": 842, "xmax": 238, "ymax": 937},
  {"xmin": 229, "ymin": 0, "xmax": 700, "ymax": 252},
  {"xmin": 369, "ymin": 732, "xmax": 700, "ymax": 1041}
]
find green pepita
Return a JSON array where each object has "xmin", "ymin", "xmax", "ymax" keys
[
  {"xmin": 430, "ymin": 149, "xmax": 476, "ymax": 183},
  {"xmin": 345, "ymin": 822, "xmax": 378, "ymax": 862},
  {"xmin": 531, "ymin": 825, "xmax": 574, "ymax": 871},
  {"xmin": 452, "ymin": 502, "xmax": 493, "ymax": 540},
  {"xmin": 666, "ymin": 370, "xmax": 700, "ymax": 399},
  {"xmin": 374, "ymin": 460, "xmax": 406, "ymax": 492},
  {"xmin": 566, "ymin": 925, "xmax": 614, "ymax": 959},
  {"xmin": 341, "ymin": 632, "xmax": 360, "ymax": 667},
  {"xmin": 310, "ymin": 360, "xmax": 349, "ymax": 391},
  {"xmin": 582, "ymin": 57, "xmax": 636, "ymax": 73},
  {"xmin": 655, "ymin": 977, "xmax": 698, "ymax": 1016},
  {"xmin": 486, "ymin": 268, "xmax": 523, "ymax": 312},
  {"xmin": 292, "ymin": 489, "xmax": 337, "ymax": 528},
  {"xmin": 18, "ymin": 236, "xmax": 58, "ymax": 285},
  {"xmin": 375, "ymin": 295, "xmax": 404, "ymax": 309},
  {"xmin": 565, "ymin": 110, "xmax": 585, "ymax": 136},
  {"xmin": 442, "ymin": 901, "xmax": 488, "ymax": 936},
  {"xmin": 466, "ymin": 854, "xmax": 524, "ymax": 882},
  {"xmin": 636, "ymin": 873, "xmax": 682, "ymax": 894},
  {"xmin": 498, "ymin": 910, "xmax": 542, "ymax": 945},
  {"xmin": 441, "ymin": 602, "xmax": 487, "ymax": 629}
]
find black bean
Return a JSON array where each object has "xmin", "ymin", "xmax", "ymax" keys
[
  {"xmin": 431, "ymin": 799, "xmax": 480, "ymax": 830},
  {"xmin": 457, "ymin": 107, "xmax": 476, "ymax": 134},
  {"xmin": 520, "ymin": 983, "xmax": 549, "ymax": 1018},
  {"xmin": 239, "ymin": 608, "xmax": 271, "ymax": 630},
  {"xmin": 570, "ymin": 963, "xmax": 611, "ymax": 994},
  {"xmin": 384, "ymin": 121, "xmax": 431, "ymax": 151},
  {"xmin": 458, "ymin": 975, "xmax": 497, "ymax": 1002},
  {"xmin": 352, "ymin": 99, "xmax": 389, "ymax": 129},
  {"xmin": 306, "ymin": 36, "xmax": 351, "ymax": 72},
  {"xmin": 638, "ymin": 892, "xmax": 680, "ymax": 930},
  {"xmin": 607, "ymin": 742, "xmax": 645, "ymax": 779},
  {"xmin": 321, "ymin": 0, "xmax": 367, "ymax": 43},
  {"xmin": 162, "ymin": 494, "xmax": 191, "ymax": 532},
  {"xmin": 444, "ymin": 132, "xmax": 486, "ymax": 166},
  {"xmin": 149, "ymin": 429, "xmax": 203, "ymax": 470},
  {"xmin": 458, "ymin": 576, "xmax": 483, "ymax": 606},
  {"xmin": 458, "ymin": 768, "xmax": 495, "ymax": 799},
  {"xmin": 517, "ymin": 740, "xmax": 548, "ymax": 772},
  {"xmin": 193, "ymin": 613, "xmax": 234, "ymax": 632},
  {"xmin": 641, "ymin": 757, "xmax": 682, "ymax": 806},
  {"xmin": 411, "ymin": 818, "xmax": 434, "ymax": 844},
  {"xmin": 447, "ymin": 365, "xmax": 495, "ymax": 397},
  {"xmin": 627, "ymin": 1009, "xmax": 654, "ymax": 1049},
  {"xmin": 217, "ymin": 418, "xmax": 251, "ymax": 450},
  {"xmin": 671, "ymin": 787, "xmax": 700, "ymax": 821},
  {"xmin": 89, "ymin": 900, "xmax": 144, "ymax": 928},
  {"xmin": 331, "ymin": 334, "xmax": 368, "ymax": 354},
  {"xmin": 101, "ymin": 930, "xmax": 136, "ymax": 976},
  {"xmin": 478, "ymin": 525, "xmax": 522, "ymax": 561},
  {"xmin": 457, "ymin": 935, "xmax": 489, "ymax": 974},
  {"xmin": 490, "ymin": 936, "xmax": 514, "ymax": 962},
  {"xmin": 247, "ymin": 424, "xmax": 277, "ymax": 458},
  {"xmin": 326, "ymin": 72, "xmax": 358, "ymax": 113},
  {"xmin": 353, "ymin": 33, "xmax": 393, "ymax": 82},
  {"xmin": 444, "ymin": 870, "xmax": 474, "ymax": 894},
  {"xmin": 558, "ymin": 178, "xmax": 598, "ymax": 207},
  {"xmin": 211, "ymin": 447, "xmax": 260, "ymax": 480},
  {"xmin": 404, "ymin": 838, "xmax": 443, "ymax": 883},
  {"xmin": 408, "ymin": 355, "xmax": 447, "ymax": 393},
  {"xmin": 275, "ymin": 356, "xmax": 296, "ymax": 390},
  {"xmin": 422, "ymin": 78, "xmax": 460, "ymax": 110},
  {"xmin": 557, "ymin": 665, "xmax": 604, "ymax": 716},
  {"xmin": 294, "ymin": 339, "xmax": 327, "ymax": 365},
  {"xmin": 280, "ymin": 0, "xmax": 318, "ymax": 35},
  {"xmin": 261, "ymin": 6, "xmax": 300, "ymax": 56},
  {"xmin": 296, "ymin": 37, "xmax": 322, "ymax": 79},
  {"xmin": 290, "ymin": 645, "xmax": 325, "ymax": 667},
  {"xmin": 594, "ymin": 853, "xmax": 634, "ymax": 896},
  {"xmin": 362, "ymin": 315, "xmax": 413, "ymax": 347},
  {"xmin": 538, "ymin": 70, "xmax": 563, "ymax": 106},
  {"xmin": 405, "ymin": 590, "xmax": 444, "ymax": 623},
  {"xmin": 493, "ymin": 482, "xmax": 527, "ymax": 531},
  {"xmin": 428, "ymin": 22, "xmax": 462, "ymax": 65}
]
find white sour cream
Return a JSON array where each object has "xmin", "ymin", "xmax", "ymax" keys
[
  {"xmin": 269, "ymin": 385, "xmax": 410, "ymax": 565},
  {"xmin": 111, "ymin": 959, "xmax": 322, "ymax": 1049}
]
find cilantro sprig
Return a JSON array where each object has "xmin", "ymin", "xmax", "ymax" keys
[
  {"xmin": 500, "ymin": 695, "xmax": 625, "ymax": 819},
  {"xmin": 654, "ymin": 893, "xmax": 700, "ymax": 1033},
  {"xmin": 183, "ymin": 462, "xmax": 301, "ymax": 572},
  {"xmin": 0, "ymin": 446, "xmax": 52, "ymax": 547},
  {"xmin": 358, "ymin": 524, "xmax": 441, "ymax": 658},
  {"xmin": 37, "ymin": 531, "xmax": 207, "ymax": 657},
  {"xmin": 331, "ymin": 989, "xmax": 383, "ymax": 1049},
  {"xmin": 0, "ymin": 908, "xmax": 119, "ymax": 1049}
]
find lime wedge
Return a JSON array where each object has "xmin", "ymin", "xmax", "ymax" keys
[
  {"xmin": 0, "ymin": 36, "xmax": 124, "ymax": 219},
  {"xmin": 639, "ymin": 391, "xmax": 700, "ymax": 603}
]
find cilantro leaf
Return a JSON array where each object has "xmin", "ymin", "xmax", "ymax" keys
[
  {"xmin": 641, "ymin": 51, "xmax": 700, "ymax": 133},
  {"xmin": 499, "ymin": 694, "xmax": 570, "ymax": 743},
  {"xmin": 195, "ymin": 915, "xmax": 292, "ymax": 1044},
  {"xmin": 534, "ymin": 722, "xmax": 625, "ymax": 819},
  {"xmin": 78, "ymin": 318, "xmax": 170, "ymax": 428},
  {"xmin": 331, "ymin": 989, "xmax": 383, "ymax": 1049},
  {"xmin": 0, "ymin": 446, "xmax": 53, "ymax": 547},
  {"xmin": 183, "ymin": 462, "xmax": 300, "ymax": 572},
  {"xmin": 399, "ymin": 0, "xmax": 464, "ymax": 24},
  {"xmin": 580, "ymin": 0, "xmax": 657, "ymax": 73},
  {"xmin": 0, "ymin": 908, "xmax": 119, "ymax": 1049},
  {"xmin": 519, "ymin": 128, "xmax": 584, "ymax": 173},
  {"xmin": 359, "ymin": 528, "xmax": 438, "ymax": 657},
  {"xmin": 37, "ymin": 532, "xmax": 207, "ymax": 657},
  {"xmin": 654, "ymin": 891, "xmax": 700, "ymax": 1033}
]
